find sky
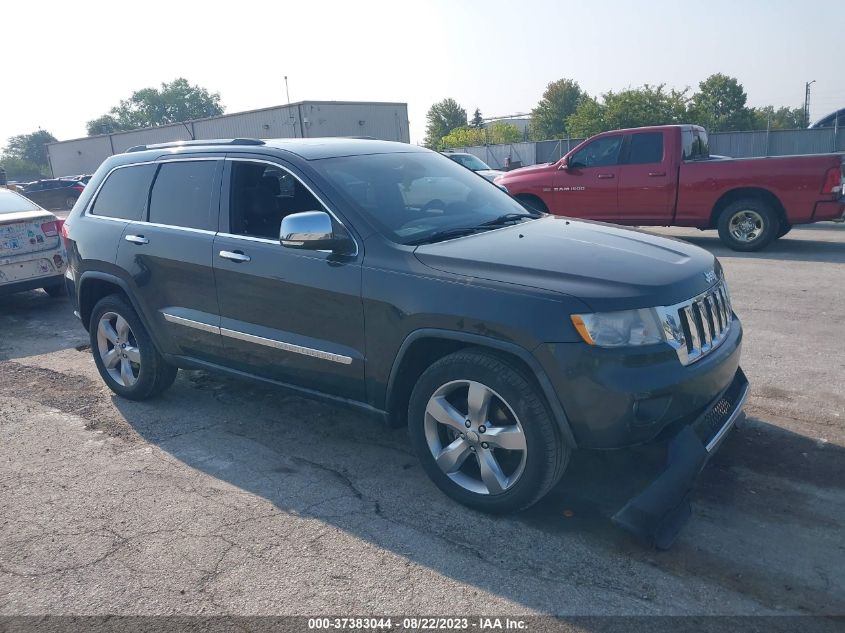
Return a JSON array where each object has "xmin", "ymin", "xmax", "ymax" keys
[{"xmin": 2, "ymin": 0, "xmax": 843, "ymax": 148}]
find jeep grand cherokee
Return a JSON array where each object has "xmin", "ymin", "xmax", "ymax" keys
[{"xmin": 62, "ymin": 138, "xmax": 748, "ymax": 546}]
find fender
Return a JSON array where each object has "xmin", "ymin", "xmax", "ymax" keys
[
  {"xmin": 77, "ymin": 270, "xmax": 165, "ymax": 354},
  {"xmin": 386, "ymin": 328, "xmax": 578, "ymax": 448}
]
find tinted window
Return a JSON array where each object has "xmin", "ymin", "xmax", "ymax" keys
[
  {"xmin": 91, "ymin": 164, "xmax": 156, "ymax": 220},
  {"xmin": 627, "ymin": 132, "xmax": 663, "ymax": 164},
  {"xmin": 148, "ymin": 161, "xmax": 217, "ymax": 230},
  {"xmin": 570, "ymin": 135, "xmax": 623, "ymax": 168},
  {"xmin": 229, "ymin": 161, "xmax": 323, "ymax": 239}
]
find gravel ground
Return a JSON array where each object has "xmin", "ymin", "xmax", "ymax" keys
[{"xmin": 0, "ymin": 223, "xmax": 843, "ymax": 620}]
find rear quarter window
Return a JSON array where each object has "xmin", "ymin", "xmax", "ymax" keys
[{"xmin": 90, "ymin": 164, "xmax": 157, "ymax": 220}]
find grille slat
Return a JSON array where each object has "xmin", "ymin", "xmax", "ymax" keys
[{"xmin": 674, "ymin": 281, "xmax": 733, "ymax": 366}]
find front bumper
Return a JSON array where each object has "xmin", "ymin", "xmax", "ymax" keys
[
  {"xmin": 536, "ymin": 314, "xmax": 743, "ymax": 448},
  {"xmin": 612, "ymin": 367, "xmax": 749, "ymax": 548}
]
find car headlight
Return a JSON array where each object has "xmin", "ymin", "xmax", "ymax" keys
[{"xmin": 570, "ymin": 308, "xmax": 665, "ymax": 347}]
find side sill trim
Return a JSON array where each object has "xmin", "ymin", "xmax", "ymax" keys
[
  {"xmin": 220, "ymin": 327, "xmax": 353, "ymax": 365},
  {"xmin": 162, "ymin": 312, "xmax": 221, "ymax": 335}
]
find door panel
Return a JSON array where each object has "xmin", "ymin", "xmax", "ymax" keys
[
  {"xmin": 113, "ymin": 157, "xmax": 225, "ymax": 361},
  {"xmin": 555, "ymin": 134, "xmax": 623, "ymax": 220},
  {"xmin": 617, "ymin": 131, "xmax": 675, "ymax": 224},
  {"xmin": 213, "ymin": 234, "xmax": 365, "ymax": 400},
  {"xmin": 212, "ymin": 158, "xmax": 365, "ymax": 401},
  {"xmin": 116, "ymin": 223, "xmax": 223, "ymax": 360}
]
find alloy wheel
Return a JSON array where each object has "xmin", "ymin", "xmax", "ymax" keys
[
  {"xmin": 423, "ymin": 379, "xmax": 527, "ymax": 495},
  {"xmin": 728, "ymin": 209, "xmax": 765, "ymax": 243},
  {"xmin": 96, "ymin": 312, "xmax": 141, "ymax": 387}
]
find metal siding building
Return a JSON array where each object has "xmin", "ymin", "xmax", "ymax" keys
[{"xmin": 47, "ymin": 101, "xmax": 409, "ymax": 176}]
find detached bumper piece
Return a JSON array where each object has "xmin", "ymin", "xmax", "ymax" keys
[{"xmin": 612, "ymin": 367, "xmax": 749, "ymax": 549}]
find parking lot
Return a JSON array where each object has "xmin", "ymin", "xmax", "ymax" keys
[{"xmin": 0, "ymin": 223, "xmax": 843, "ymax": 618}]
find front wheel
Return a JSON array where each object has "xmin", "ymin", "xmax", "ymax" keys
[
  {"xmin": 408, "ymin": 349, "xmax": 569, "ymax": 514},
  {"xmin": 515, "ymin": 194, "xmax": 548, "ymax": 214},
  {"xmin": 89, "ymin": 294, "xmax": 178, "ymax": 400},
  {"xmin": 717, "ymin": 199, "xmax": 780, "ymax": 251}
]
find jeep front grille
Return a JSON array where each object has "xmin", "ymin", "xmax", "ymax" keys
[{"xmin": 672, "ymin": 281, "xmax": 732, "ymax": 365}]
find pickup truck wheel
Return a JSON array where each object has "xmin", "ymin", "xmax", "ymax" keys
[
  {"xmin": 89, "ymin": 294, "xmax": 178, "ymax": 400},
  {"xmin": 777, "ymin": 224, "xmax": 792, "ymax": 239},
  {"xmin": 408, "ymin": 349, "xmax": 569, "ymax": 514},
  {"xmin": 717, "ymin": 199, "xmax": 780, "ymax": 251}
]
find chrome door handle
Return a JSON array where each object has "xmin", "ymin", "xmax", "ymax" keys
[
  {"xmin": 219, "ymin": 250, "xmax": 251, "ymax": 263},
  {"xmin": 597, "ymin": 173, "xmax": 615, "ymax": 179},
  {"xmin": 648, "ymin": 171, "xmax": 667, "ymax": 177},
  {"xmin": 125, "ymin": 235, "xmax": 149, "ymax": 245}
]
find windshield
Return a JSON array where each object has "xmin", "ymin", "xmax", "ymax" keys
[
  {"xmin": 313, "ymin": 152, "xmax": 536, "ymax": 245},
  {"xmin": 0, "ymin": 189, "xmax": 41, "ymax": 214},
  {"xmin": 449, "ymin": 154, "xmax": 491, "ymax": 171}
]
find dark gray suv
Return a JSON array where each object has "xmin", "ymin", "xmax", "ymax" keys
[{"xmin": 63, "ymin": 138, "xmax": 748, "ymax": 545}]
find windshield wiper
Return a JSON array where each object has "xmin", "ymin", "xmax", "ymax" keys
[
  {"xmin": 477, "ymin": 212, "xmax": 539, "ymax": 227},
  {"xmin": 405, "ymin": 226, "xmax": 488, "ymax": 245}
]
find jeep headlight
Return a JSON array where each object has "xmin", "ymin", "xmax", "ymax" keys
[{"xmin": 571, "ymin": 308, "xmax": 664, "ymax": 347}]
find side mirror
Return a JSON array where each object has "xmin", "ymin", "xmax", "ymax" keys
[
  {"xmin": 558, "ymin": 157, "xmax": 570, "ymax": 171},
  {"xmin": 280, "ymin": 211, "xmax": 344, "ymax": 251}
]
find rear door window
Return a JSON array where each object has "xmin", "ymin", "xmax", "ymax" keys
[
  {"xmin": 90, "ymin": 164, "xmax": 156, "ymax": 220},
  {"xmin": 626, "ymin": 132, "xmax": 664, "ymax": 164},
  {"xmin": 148, "ymin": 161, "xmax": 217, "ymax": 230}
]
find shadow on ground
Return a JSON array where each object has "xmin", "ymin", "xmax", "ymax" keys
[
  {"xmin": 0, "ymin": 291, "xmax": 88, "ymax": 360},
  {"xmin": 97, "ymin": 367, "xmax": 845, "ymax": 616}
]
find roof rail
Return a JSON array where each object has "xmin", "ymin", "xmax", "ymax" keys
[{"xmin": 126, "ymin": 138, "xmax": 266, "ymax": 153}]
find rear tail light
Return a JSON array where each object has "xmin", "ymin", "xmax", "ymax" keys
[
  {"xmin": 821, "ymin": 166, "xmax": 842, "ymax": 194},
  {"xmin": 41, "ymin": 220, "xmax": 59, "ymax": 236},
  {"xmin": 58, "ymin": 219, "xmax": 70, "ymax": 244},
  {"xmin": 73, "ymin": 184, "xmax": 84, "ymax": 193}
]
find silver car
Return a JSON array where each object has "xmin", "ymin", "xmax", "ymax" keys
[
  {"xmin": 0, "ymin": 188, "xmax": 68, "ymax": 298},
  {"xmin": 443, "ymin": 152, "xmax": 505, "ymax": 182}
]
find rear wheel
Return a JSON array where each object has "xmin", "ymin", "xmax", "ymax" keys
[
  {"xmin": 717, "ymin": 198, "xmax": 780, "ymax": 251},
  {"xmin": 777, "ymin": 223, "xmax": 792, "ymax": 239},
  {"xmin": 89, "ymin": 294, "xmax": 177, "ymax": 400},
  {"xmin": 408, "ymin": 349, "xmax": 569, "ymax": 514}
]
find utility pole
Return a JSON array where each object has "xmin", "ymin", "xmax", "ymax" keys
[
  {"xmin": 284, "ymin": 76, "xmax": 291, "ymax": 105},
  {"xmin": 804, "ymin": 80, "xmax": 816, "ymax": 127}
]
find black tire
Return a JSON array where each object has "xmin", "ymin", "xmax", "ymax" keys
[
  {"xmin": 408, "ymin": 348, "xmax": 569, "ymax": 514},
  {"xmin": 65, "ymin": 195, "xmax": 78, "ymax": 210},
  {"xmin": 717, "ymin": 198, "xmax": 781, "ymax": 252},
  {"xmin": 516, "ymin": 194, "xmax": 548, "ymax": 214},
  {"xmin": 43, "ymin": 283, "xmax": 66, "ymax": 298},
  {"xmin": 777, "ymin": 223, "xmax": 792, "ymax": 239},
  {"xmin": 89, "ymin": 294, "xmax": 178, "ymax": 400}
]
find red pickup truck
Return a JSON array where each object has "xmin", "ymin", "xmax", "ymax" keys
[{"xmin": 497, "ymin": 125, "xmax": 845, "ymax": 251}]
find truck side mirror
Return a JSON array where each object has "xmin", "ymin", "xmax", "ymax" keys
[{"xmin": 558, "ymin": 157, "xmax": 570, "ymax": 171}]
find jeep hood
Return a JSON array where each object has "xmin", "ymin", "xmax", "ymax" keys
[{"xmin": 413, "ymin": 216, "xmax": 720, "ymax": 312}]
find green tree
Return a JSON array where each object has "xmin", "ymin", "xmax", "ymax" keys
[
  {"xmin": 440, "ymin": 122, "xmax": 522, "ymax": 148},
  {"xmin": 750, "ymin": 105, "xmax": 805, "ymax": 130},
  {"xmin": 424, "ymin": 98, "xmax": 467, "ymax": 149},
  {"xmin": 689, "ymin": 74, "xmax": 752, "ymax": 131},
  {"xmin": 86, "ymin": 78, "xmax": 223, "ymax": 136},
  {"xmin": 529, "ymin": 78, "xmax": 586, "ymax": 140},
  {"xmin": 3, "ymin": 130, "xmax": 57, "ymax": 169},
  {"xmin": 0, "ymin": 157, "xmax": 49, "ymax": 181},
  {"xmin": 566, "ymin": 85, "xmax": 688, "ymax": 137},
  {"xmin": 470, "ymin": 108, "xmax": 484, "ymax": 128}
]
